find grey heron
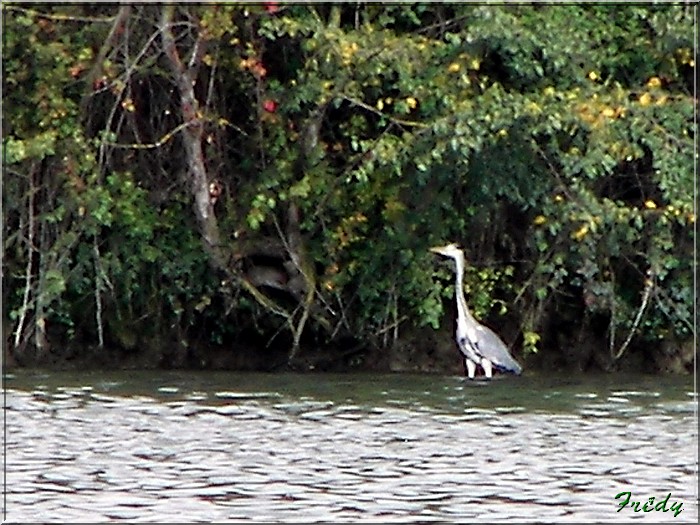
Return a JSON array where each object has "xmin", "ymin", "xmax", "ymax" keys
[{"xmin": 430, "ymin": 243, "xmax": 523, "ymax": 379}]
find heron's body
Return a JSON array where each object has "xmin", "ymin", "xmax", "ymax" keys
[{"xmin": 431, "ymin": 243, "xmax": 522, "ymax": 379}]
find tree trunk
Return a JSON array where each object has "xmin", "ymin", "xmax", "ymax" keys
[
  {"xmin": 160, "ymin": 5, "xmax": 227, "ymax": 271},
  {"xmin": 159, "ymin": 6, "xmax": 334, "ymax": 365}
]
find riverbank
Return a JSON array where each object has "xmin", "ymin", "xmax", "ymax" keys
[{"xmin": 4, "ymin": 324, "xmax": 694, "ymax": 376}]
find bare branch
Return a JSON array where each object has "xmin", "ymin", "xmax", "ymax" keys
[
  {"xmin": 80, "ymin": 5, "xmax": 132, "ymax": 117},
  {"xmin": 160, "ymin": 4, "xmax": 221, "ymax": 255},
  {"xmin": 341, "ymin": 96, "xmax": 429, "ymax": 129},
  {"xmin": 13, "ymin": 164, "xmax": 38, "ymax": 349},
  {"xmin": 5, "ymin": 5, "xmax": 117, "ymax": 24},
  {"xmin": 105, "ymin": 121, "xmax": 194, "ymax": 149},
  {"xmin": 611, "ymin": 272, "xmax": 654, "ymax": 361}
]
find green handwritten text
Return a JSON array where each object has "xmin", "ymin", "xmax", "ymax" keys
[{"xmin": 615, "ymin": 491, "xmax": 683, "ymax": 518}]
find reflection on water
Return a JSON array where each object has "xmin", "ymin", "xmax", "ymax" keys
[{"xmin": 3, "ymin": 370, "xmax": 698, "ymax": 522}]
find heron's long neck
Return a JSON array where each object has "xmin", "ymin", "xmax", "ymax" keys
[{"xmin": 453, "ymin": 253, "xmax": 473, "ymax": 324}]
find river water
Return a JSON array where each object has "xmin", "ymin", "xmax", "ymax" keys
[{"xmin": 2, "ymin": 369, "xmax": 698, "ymax": 522}]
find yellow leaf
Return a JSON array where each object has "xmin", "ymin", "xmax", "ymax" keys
[
  {"xmin": 195, "ymin": 295, "xmax": 211, "ymax": 312},
  {"xmin": 646, "ymin": 76, "xmax": 662, "ymax": 88},
  {"xmin": 572, "ymin": 224, "xmax": 589, "ymax": 241},
  {"xmin": 676, "ymin": 47, "xmax": 692, "ymax": 65},
  {"xmin": 638, "ymin": 92, "xmax": 652, "ymax": 106},
  {"xmin": 406, "ymin": 97, "xmax": 417, "ymax": 109},
  {"xmin": 533, "ymin": 215, "xmax": 547, "ymax": 226},
  {"xmin": 525, "ymin": 101, "xmax": 542, "ymax": 114},
  {"xmin": 588, "ymin": 70, "xmax": 599, "ymax": 81},
  {"xmin": 448, "ymin": 62, "xmax": 461, "ymax": 73},
  {"xmin": 644, "ymin": 199, "xmax": 657, "ymax": 209}
]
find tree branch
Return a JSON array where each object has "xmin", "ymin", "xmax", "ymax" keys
[
  {"xmin": 160, "ymin": 5, "xmax": 223, "ymax": 265},
  {"xmin": 79, "ymin": 5, "xmax": 132, "ymax": 117}
]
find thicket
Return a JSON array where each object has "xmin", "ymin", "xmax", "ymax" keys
[{"xmin": 2, "ymin": 4, "xmax": 695, "ymax": 372}]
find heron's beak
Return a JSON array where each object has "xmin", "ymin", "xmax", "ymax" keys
[{"xmin": 429, "ymin": 244, "xmax": 453, "ymax": 256}]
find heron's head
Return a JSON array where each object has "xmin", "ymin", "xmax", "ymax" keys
[{"xmin": 429, "ymin": 243, "xmax": 464, "ymax": 260}]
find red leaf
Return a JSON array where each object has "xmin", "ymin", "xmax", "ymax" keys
[
  {"xmin": 262, "ymin": 99, "xmax": 277, "ymax": 113},
  {"xmin": 252, "ymin": 63, "xmax": 267, "ymax": 79}
]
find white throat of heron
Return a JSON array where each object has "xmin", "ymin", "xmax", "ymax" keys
[{"xmin": 452, "ymin": 251, "xmax": 475, "ymax": 326}]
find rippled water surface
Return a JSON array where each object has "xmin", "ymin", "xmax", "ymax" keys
[{"xmin": 3, "ymin": 369, "xmax": 698, "ymax": 522}]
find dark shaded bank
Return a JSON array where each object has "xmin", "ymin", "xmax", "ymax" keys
[{"xmin": 3, "ymin": 319, "xmax": 694, "ymax": 376}]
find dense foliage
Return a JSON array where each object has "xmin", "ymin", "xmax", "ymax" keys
[{"xmin": 2, "ymin": 4, "xmax": 695, "ymax": 372}]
